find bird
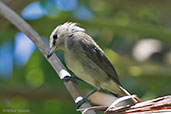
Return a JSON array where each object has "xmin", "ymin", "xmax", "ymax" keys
[{"xmin": 47, "ymin": 22, "xmax": 138, "ymax": 107}]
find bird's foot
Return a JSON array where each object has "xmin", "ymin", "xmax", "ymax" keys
[
  {"xmin": 62, "ymin": 75, "xmax": 78, "ymax": 83},
  {"xmin": 76, "ymin": 88, "xmax": 97, "ymax": 108},
  {"xmin": 76, "ymin": 97, "xmax": 90, "ymax": 109}
]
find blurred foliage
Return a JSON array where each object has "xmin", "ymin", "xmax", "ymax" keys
[{"xmin": 0, "ymin": 0, "xmax": 171, "ymax": 114}]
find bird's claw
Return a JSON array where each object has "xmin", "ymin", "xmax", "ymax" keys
[
  {"xmin": 76, "ymin": 98, "xmax": 90, "ymax": 109},
  {"xmin": 62, "ymin": 75, "xmax": 78, "ymax": 84}
]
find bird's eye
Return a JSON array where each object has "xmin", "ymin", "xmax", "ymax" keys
[{"xmin": 53, "ymin": 34, "xmax": 58, "ymax": 39}]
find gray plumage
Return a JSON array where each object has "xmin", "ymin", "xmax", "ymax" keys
[{"xmin": 47, "ymin": 22, "xmax": 137, "ymax": 104}]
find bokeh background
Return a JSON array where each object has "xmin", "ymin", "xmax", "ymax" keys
[{"xmin": 0, "ymin": 0, "xmax": 171, "ymax": 113}]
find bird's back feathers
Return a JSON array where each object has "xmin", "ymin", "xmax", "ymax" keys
[{"xmin": 79, "ymin": 33, "xmax": 121, "ymax": 85}]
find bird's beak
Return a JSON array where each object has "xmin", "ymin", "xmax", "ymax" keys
[{"xmin": 47, "ymin": 45, "xmax": 56, "ymax": 59}]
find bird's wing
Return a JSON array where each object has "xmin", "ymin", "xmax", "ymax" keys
[{"xmin": 79, "ymin": 36, "xmax": 121, "ymax": 85}]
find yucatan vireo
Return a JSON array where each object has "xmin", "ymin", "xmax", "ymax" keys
[{"xmin": 47, "ymin": 22, "xmax": 138, "ymax": 107}]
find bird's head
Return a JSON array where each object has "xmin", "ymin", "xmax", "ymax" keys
[{"xmin": 47, "ymin": 22, "xmax": 85, "ymax": 58}]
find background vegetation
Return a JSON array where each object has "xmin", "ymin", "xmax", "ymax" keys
[{"xmin": 0, "ymin": 0, "xmax": 171, "ymax": 113}]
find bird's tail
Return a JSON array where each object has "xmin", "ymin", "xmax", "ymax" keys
[
  {"xmin": 118, "ymin": 86, "xmax": 138, "ymax": 104},
  {"xmin": 102, "ymin": 81, "xmax": 139, "ymax": 104}
]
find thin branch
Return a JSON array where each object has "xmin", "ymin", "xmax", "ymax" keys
[
  {"xmin": 0, "ymin": 1, "xmax": 95, "ymax": 114},
  {"xmin": 0, "ymin": 0, "xmax": 33, "ymax": 29}
]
